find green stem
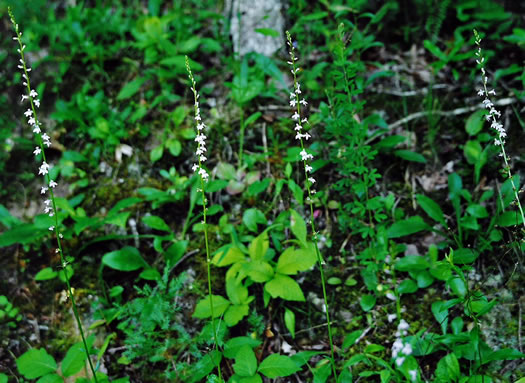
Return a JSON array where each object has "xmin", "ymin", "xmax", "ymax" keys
[
  {"xmin": 238, "ymin": 106, "xmax": 245, "ymax": 167},
  {"xmin": 9, "ymin": 10, "xmax": 99, "ymax": 382}
]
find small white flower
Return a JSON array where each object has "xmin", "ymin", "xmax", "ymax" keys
[
  {"xmin": 303, "ymin": 132, "xmax": 311, "ymax": 140},
  {"xmin": 24, "ymin": 109, "xmax": 32, "ymax": 117},
  {"xmin": 33, "ymin": 147, "xmax": 41, "ymax": 156},
  {"xmin": 43, "ymin": 140, "xmax": 51, "ymax": 147},
  {"xmin": 305, "ymin": 165, "xmax": 313, "ymax": 172},
  {"xmin": 44, "ymin": 199, "xmax": 51, "ymax": 205},
  {"xmin": 49, "ymin": 226, "xmax": 54, "ymax": 231},
  {"xmin": 290, "ymin": 99, "xmax": 297, "ymax": 107},
  {"xmin": 199, "ymin": 155, "xmax": 207, "ymax": 162},
  {"xmin": 49, "ymin": 180, "xmax": 57, "ymax": 188},
  {"xmin": 300, "ymin": 99, "xmax": 308, "ymax": 106},
  {"xmin": 196, "ymin": 123, "xmax": 205, "ymax": 130},
  {"xmin": 32, "ymin": 126, "xmax": 41, "ymax": 134},
  {"xmin": 408, "ymin": 370, "xmax": 417, "ymax": 382},
  {"xmin": 34, "ymin": 99, "xmax": 40, "ymax": 108},
  {"xmin": 28, "ymin": 117, "xmax": 35, "ymax": 126},
  {"xmin": 395, "ymin": 357, "xmax": 405, "ymax": 367},
  {"xmin": 21, "ymin": 95, "xmax": 28, "ymax": 102},
  {"xmin": 41, "ymin": 186, "xmax": 48, "ymax": 194},
  {"xmin": 41, "ymin": 133, "xmax": 50, "ymax": 141},
  {"xmin": 38, "ymin": 162, "xmax": 50, "ymax": 175},
  {"xmin": 294, "ymin": 124, "xmax": 302, "ymax": 131},
  {"xmin": 291, "ymin": 112, "xmax": 300, "ymax": 120},
  {"xmin": 191, "ymin": 164, "xmax": 199, "ymax": 172},
  {"xmin": 401, "ymin": 342, "xmax": 412, "ymax": 356},
  {"xmin": 387, "ymin": 313, "xmax": 397, "ymax": 323},
  {"xmin": 29, "ymin": 89, "xmax": 38, "ymax": 98}
]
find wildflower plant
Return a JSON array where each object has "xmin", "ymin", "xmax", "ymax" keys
[
  {"xmin": 473, "ymin": 30, "xmax": 525, "ymax": 231},
  {"xmin": 9, "ymin": 8, "xmax": 99, "ymax": 382},
  {"xmin": 185, "ymin": 56, "xmax": 223, "ymax": 382},
  {"xmin": 286, "ymin": 31, "xmax": 337, "ymax": 379}
]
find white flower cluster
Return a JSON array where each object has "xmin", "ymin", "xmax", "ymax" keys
[
  {"xmin": 474, "ymin": 32, "xmax": 506, "ymax": 149},
  {"xmin": 186, "ymin": 57, "xmax": 209, "ymax": 182},
  {"xmin": 10, "ymin": 10, "xmax": 58, "ymax": 229},
  {"xmin": 391, "ymin": 319, "xmax": 414, "ymax": 368},
  {"xmin": 286, "ymin": 32, "xmax": 316, "ymax": 193}
]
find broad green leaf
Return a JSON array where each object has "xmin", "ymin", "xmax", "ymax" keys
[
  {"xmin": 226, "ymin": 278, "xmax": 249, "ymax": 305},
  {"xmin": 193, "ymin": 295, "xmax": 231, "ymax": 319},
  {"xmin": 432, "ymin": 301, "xmax": 449, "ymax": 334},
  {"xmin": 275, "ymin": 245, "xmax": 316, "ymax": 275},
  {"xmin": 17, "ymin": 349, "xmax": 57, "ymax": 379},
  {"xmin": 398, "ymin": 279, "xmax": 418, "ymax": 294},
  {"xmin": 483, "ymin": 348, "xmax": 525, "ymax": 364},
  {"xmin": 61, "ymin": 343, "xmax": 87, "ymax": 377},
  {"xmin": 453, "ymin": 248, "xmax": 478, "ymax": 264},
  {"xmin": 435, "ymin": 353, "xmax": 460, "ymax": 382},
  {"xmin": 387, "ymin": 216, "xmax": 429, "ymax": 238},
  {"xmin": 164, "ymin": 240, "xmax": 188, "ymax": 267},
  {"xmin": 212, "ymin": 245, "xmax": 245, "ymax": 267},
  {"xmin": 289, "ymin": 209, "xmax": 307, "ymax": 247},
  {"xmin": 284, "ymin": 308, "xmax": 296, "ymax": 338},
  {"xmin": 359, "ymin": 294, "xmax": 376, "ymax": 312},
  {"xmin": 466, "ymin": 204, "xmax": 489, "ymax": 218},
  {"xmin": 35, "ymin": 267, "xmax": 58, "ymax": 281},
  {"xmin": 117, "ymin": 77, "xmax": 146, "ymax": 100},
  {"xmin": 248, "ymin": 232, "xmax": 269, "ymax": 261},
  {"xmin": 265, "ymin": 274, "xmax": 305, "ymax": 301},
  {"xmin": 243, "ymin": 208, "xmax": 267, "ymax": 233},
  {"xmin": 150, "ymin": 145, "xmax": 163, "ymax": 163},
  {"xmin": 395, "ymin": 255, "xmax": 430, "ymax": 271},
  {"xmin": 258, "ymin": 354, "xmax": 300, "ymax": 378},
  {"xmin": 224, "ymin": 337, "xmax": 262, "ymax": 359},
  {"xmin": 464, "ymin": 140, "xmax": 482, "ymax": 164},
  {"xmin": 233, "ymin": 345, "xmax": 257, "ymax": 377},
  {"xmin": 189, "ymin": 350, "xmax": 222, "ymax": 383},
  {"xmin": 416, "ymin": 194, "xmax": 446, "ymax": 226},
  {"xmin": 394, "ymin": 150, "xmax": 427, "ymax": 163},
  {"xmin": 245, "ymin": 260, "xmax": 274, "ymax": 282},
  {"xmin": 496, "ymin": 211, "xmax": 524, "ymax": 227},
  {"xmin": 342, "ymin": 330, "xmax": 363, "ymax": 350},
  {"xmin": 0, "ymin": 373, "xmax": 7, "ymax": 383},
  {"xmin": 142, "ymin": 215, "xmax": 171, "ymax": 232},
  {"xmin": 465, "ymin": 109, "xmax": 486, "ymax": 136},
  {"xmin": 102, "ymin": 247, "xmax": 148, "ymax": 271},
  {"xmin": 448, "ymin": 276, "xmax": 467, "ymax": 298},
  {"xmin": 224, "ymin": 304, "xmax": 250, "ymax": 327},
  {"xmin": 36, "ymin": 374, "xmax": 62, "ymax": 383}
]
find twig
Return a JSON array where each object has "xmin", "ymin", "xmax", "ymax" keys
[
  {"xmin": 368, "ymin": 83, "xmax": 453, "ymax": 97},
  {"xmin": 388, "ymin": 97, "xmax": 516, "ymax": 130}
]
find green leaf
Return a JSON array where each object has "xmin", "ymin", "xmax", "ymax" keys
[
  {"xmin": 453, "ymin": 248, "xmax": 479, "ymax": 264},
  {"xmin": 464, "ymin": 140, "xmax": 482, "ymax": 165},
  {"xmin": 432, "ymin": 301, "xmax": 449, "ymax": 334},
  {"xmin": 244, "ymin": 111, "xmax": 262, "ymax": 126},
  {"xmin": 142, "ymin": 215, "xmax": 171, "ymax": 232},
  {"xmin": 117, "ymin": 77, "xmax": 146, "ymax": 100},
  {"xmin": 398, "ymin": 279, "xmax": 418, "ymax": 294},
  {"xmin": 36, "ymin": 374, "xmax": 63, "ymax": 383},
  {"xmin": 258, "ymin": 354, "xmax": 300, "ymax": 378},
  {"xmin": 395, "ymin": 255, "xmax": 430, "ymax": 272},
  {"xmin": 102, "ymin": 247, "xmax": 148, "ymax": 271},
  {"xmin": 290, "ymin": 209, "xmax": 307, "ymax": 247},
  {"xmin": 248, "ymin": 232, "xmax": 269, "ymax": 261},
  {"xmin": 448, "ymin": 277, "xmax": 467, "ymax": 298},
  {"xmin": 416, "ymin": 194, "xmax": 446, "ymax": 226},
  {"xmin": 394, "ymin": 150, "xmax": 427, "ymax": 163},
  {"xmin": 35, "ymin": 267, "xmax": 58, "ymax": 281},
  {"xmin": 226, "ymin": 278, "xmax": 249, "ymax": 305},
  {"xmin": 254, "ymin": 28, "xmax": 280, "ymax": 37},
  {"xmin": 483, "ymin": 348, "xmax": 525, "ymax": 364},
  {"xmin": 224, "ymin": 337, "xmax": 262, "ymax": 359},
  {"xmin": 163, "ymin": 240, "xmax": 188, "ymax": 267},
  {"xmin": 284, "ymin": 308, "xmax": 296, "ymax": 338},
  {"xmin": 212, "ymin": 245, "xmax": 246, "ymax": 267},
  {"xmin": 342, "ymin": 330, "xmax": 363, "ymax": 350},
  {"xmin": 243, "ymin": 208, "xmax": 267, "ymax": 233},
  {"xmin": 496, "ymin": 211, "xmax": 524, "ymax": 227},
  {"xmin": 17, "ymin": 349, "xmax": 57, "ymax": 379},
  {"xmin": 387, "ymin": 216, "xmax": 429, "ymax": 238},
  {"xmin": 465, "ymin": 109, "xmax": 486, "ymax": 136},
  {"xmin": 0, "ymin": 373, "xmax": 7, "ymax": 383},
  {"xmin": 435, "ymin": 353, "xmax": 460, "ymax": 382},
  {"xmin": 359, "ymin": 294, "xmax": 376, "ymax": 312},
  {"xmin": 193, "ymin": 295, "xmax": 231, "ymax": 319},
  {"xmin": 61, "ymin": 343, "xmax": 87, "ymax": 377},
  {"xmin": 224, "ymin": 304, "xmax": 250, "ymax": 327},
  {"xmin": 150, "ymin": 145, "xmax": 163, "ymax": 163},
  {"xmin": 275, "ymin": 245, "xmax": 316, "ymax": 275},
  {"xmin": 245, "ymin": 260, "xmax": 274, "ymax": 282},
  {"xmin": 189, "ymin": 350, "xmax": 222, "ymax": 383},
  {"xmin": 265, "ymin": 274, "xmax": 305, "ymax": 301},
  {"xmin": 233, "ymin": 345, "xmax": 258, "ymax": 377}
]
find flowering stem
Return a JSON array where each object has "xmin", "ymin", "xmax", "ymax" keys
[
  {"xmin": 186, "ymin": 57, "xmax": 223, "ymax": 383},
  {"xmin": 286, "ymin": 31, "xmax": 337, "ymax": 380},
  {"xmin": 238, "ymin": 106, "xmax": 245, "ymax": 167},
  {"xmin": 9, "ymin": 8, "xmax": 99, "ymax": 382},
  {"xmin": 474, "ymin": 30, "xmax": 525, "ymax": 231}
]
